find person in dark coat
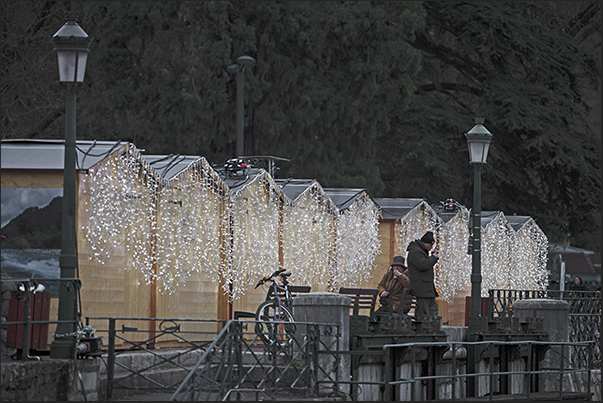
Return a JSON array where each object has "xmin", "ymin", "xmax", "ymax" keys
[
  {"xmin": 376, "ymin": 255, "xmax": 412, "ymax": 314},
  {"xmin": 406, "ymin": 231, "xmax": 439, "ymax": 320}
]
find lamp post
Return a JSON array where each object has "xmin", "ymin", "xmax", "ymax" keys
[
  {"xmin": 465, "ymin": 117, "xmax": 493, "ymax": 395},
  {"xmin": 49, "ymin": 14, "xmax": 91, "ymax": 359},
  {"xmin": 227, "ymin": 55, "xmax": 255, "ymax": 157}
]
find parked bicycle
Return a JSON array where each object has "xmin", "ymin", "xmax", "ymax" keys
[{"xmin": 254, "ymin": 268, "xmax": 296, "ymax": 348}]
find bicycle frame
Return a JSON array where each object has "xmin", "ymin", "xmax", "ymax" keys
[{"xmin": 266, "ymin": 281, "xmax": 293, "ymax": 316}]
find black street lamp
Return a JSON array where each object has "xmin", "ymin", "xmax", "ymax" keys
[
  {"xmin": 465, "ymin": 117, "xmax": 493, "ymax": 396},
  {"xmin": 49, "ymin": 14, "xmax": 91, "ymax": 359},
  {"xmin": 466, "ymin": 117, "xmax": 493, "ymax": 319},
  {"xmin": 227, "ymin": 55, "xmax": 255, "ymax": 157}
]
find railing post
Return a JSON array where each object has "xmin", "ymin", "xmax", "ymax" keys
[
  {"xmin": 451, "ymin": 343, "xmax": 456, "ymax": 400},
  {"xmin": 383, "ymin": 346, "xmax": 391, "ymax": 401},
  {"xmin": 107, "ymin": 318, "xmax": 116, "ymax": 400},
  {"xmin": 410, "ymin": 345, "xmax": 416, "ymax": 401},
  {"xmin": 20, "ymin": 283, "xmax": 31, "ymax": 361}
]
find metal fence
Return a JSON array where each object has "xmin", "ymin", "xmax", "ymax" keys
[
  {"xmin": 488, "ymin": 289, "xmax": 601, "ymax": 369},
  {"xmin": 380, "ymin": 339, "xmax": 595, "ymax": 401},
  {"xmin": 84, "ymin": 316, "xmax": 343, "ymax": 401}
]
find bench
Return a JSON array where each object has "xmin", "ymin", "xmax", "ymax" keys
[
  {"xmin": 233, "ymin": 285, "xmax": 312, "ymax": 320},
  {"xmin": 338, "ymin": 287, "xmax": 379, "ymax": 317}
]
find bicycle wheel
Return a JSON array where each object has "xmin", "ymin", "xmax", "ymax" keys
[{"xmin": 255, "ymin": 300, "xmax": 296, "ymax": 347}]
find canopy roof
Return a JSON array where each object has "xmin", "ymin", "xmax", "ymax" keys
[
  {"xmin": 143, "ymin": 154, "xmax": 201, "ymax": 180},
  {"xmin": 322, "ymin": 187, "xmax": 376, "ymax": 212},
  {"xmin": 275, "ymin": 178, "xmax": 318, "ymax": 202},
  {"xmin": 373, "ymin": 198, "xmax": 425, "ymax": 220},
  {"xmin": 1, "ymin": 139, "xmax": 128, "ymax": 171},
  {"xmin": 506, "ymin": 215, "xmax": 533, "ymax": 232}
]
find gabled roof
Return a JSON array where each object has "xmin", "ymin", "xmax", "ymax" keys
[
  {"xmin": 322, "ymin": 188, "xmax": 374, "ymax": 212},
  {"xmin": 275, "ymin": 178, "xmax": 337, "ymax": 214},
  {"xmin": 505, "ymin": 215, "xmax": 533, "ymax": 232},
  {"xmin": 1, "ymin": 139, "xmax": 128, "ymax": 171},
  {"xmin": 480, "ymin": 211, "xmax": 502, "ymax": 228},
  {"xmin": 372, "ymin": 198, "xmax": 425, "ymax": 220},
  {"xmin": 275, "ymin": 178, "xmax": 318, "ymax": 202},
  {"xmin": 143, "ymin": 154, "xmax": 201, "ymax": 180},
  {"xmin": 216, "ymin": 167, "xmax": 268, "ymax": 194}
]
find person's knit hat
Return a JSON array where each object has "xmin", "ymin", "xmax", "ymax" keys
[{"xmin": 421, "ymin": 231, "xmax": 435, "ymax": 244}]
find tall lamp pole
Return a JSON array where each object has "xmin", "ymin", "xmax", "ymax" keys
[
  {"xmin": 465, "ymin": 117, "xmax": 493, "ymax": 395},
  {"xmin": 227, "ymin": 55, "xmax": 255, "ymax": 157},
  {"xmin": 49, "ymin": 14, "xmax": 91, "ymax": 359}
]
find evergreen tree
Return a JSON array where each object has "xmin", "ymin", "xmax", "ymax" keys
[{"xmin": 1, "ymin": 1, "xmax": 600, "ymax": 251}]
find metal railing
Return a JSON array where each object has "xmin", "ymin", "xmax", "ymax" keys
[
  {"xmin": 381, "ymin": 339, "xmax": 595, "ymax": 401},
  {"xmin": 85, "ymin": 316, "xmax": 342, "ymax": 401},
  {"xmin": 84, "ymin": 316, "xmax": 227, "ymax": 400},
  {"xmin": 489, "ymin": 289, "xmax": 601, "ymax": 369},
  {"xmin": 169, "ymin": 319, "xmax": 343, "ymax": 401}
]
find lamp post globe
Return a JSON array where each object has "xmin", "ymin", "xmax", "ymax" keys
[
  {"xmin": 49, "ymin": 14, "xmax": 91, "ymax": 359},
  {"xmin": 52, "ymin": 14, "xmax": 91, "ymax": 84},
  {"xmin": 466, "ymin": 117, "xmax": 493, "ymax": 165}
]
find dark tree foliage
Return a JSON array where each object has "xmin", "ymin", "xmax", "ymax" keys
[
  {"xmin": 1, "ymin": 1, "xmax": 600, "ymax": 252},
  {"xmin": 388, "ymin": 1, "xmax": 600, "ymax": 251}
]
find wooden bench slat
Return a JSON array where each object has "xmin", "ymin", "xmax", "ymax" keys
[{"xmin": 338, "ymin": 287, "xmax": 379, "ymax": 316}]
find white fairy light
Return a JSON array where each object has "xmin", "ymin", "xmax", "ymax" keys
[
  {"xmin": 509, "ymin": 218, "xmax": 549, "ymax": 292},
  {"xmin": 83, "ymin": 144, "xmax": 548, "ymax": 304},
  {"xmin": 331, "ymin": 194, "xmax": 381, "ymax": 291},
  {"xmin": 481, "ymin": 212, "xmax": 515, "ymax": 296},
  {"xmin": 435, "ymin": 207, "xmax": 472, "ymax": 302},
  {"xmin": 226, "ymin": 172, "xmax": 283, "ymax": 301},
  {"xmin": 282, "ymin": 183, "xmax": 337, "ymax": 291}
]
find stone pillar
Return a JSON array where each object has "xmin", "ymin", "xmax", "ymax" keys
[
  {"xmin": 294, "ymin": 292, "xmax": 350, "ymax": 396},
  {"xmin": 512, "ymin": 298, "xmax": 570, "ymax": 392}
]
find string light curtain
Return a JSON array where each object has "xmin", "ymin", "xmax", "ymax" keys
[
  {"xmin": 481, "ymin": 212, "xmax": 515, "ymax": 296},
  {"xmin": 331, "ymin": 193, "xmax": 381, "ymax": 291},
  {"xmin": 228, "ymin": 173, "xmax": 284, "ymax": 301},
  {"xmin": 84, "ymin": 144, "xmax": 548, "ymax": 301},
  {"xmin": 174, "ymin": 159, "xmax": 231, "ymax": 288},
  {"xmin": 84, "ymin": 143, "xmax": 157, "ymax": 284},
  {"xmin": 435, "ymin": 207, "xmax": 472, "ymax": 302},
  {"xmin": 510, "ymin": 218, "xmax": 549, "ymax": 291},
  {"xmin": 282, "ymin": 183, "xmax": 337, "ymax": 291},
  {"xmin": 85, "ymin": 147, "xmax": 232, "ymax": 295}
]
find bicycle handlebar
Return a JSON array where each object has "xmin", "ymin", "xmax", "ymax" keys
[{"xmin": 255, "ymin": 268, "xmax": 288, "ymax": 288}]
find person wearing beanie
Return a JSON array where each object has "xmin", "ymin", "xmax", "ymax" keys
[
  {"xmin": 376, "ymin": 255, "xmax": 412, "ymax": 314},
  {"xmin": 406, "ymin": 231, "xmax": 440, "ymax": 320}
]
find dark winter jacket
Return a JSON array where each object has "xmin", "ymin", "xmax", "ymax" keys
[{"xmin": 406, "ymin": 240, "xmax": 439, "ymax": 298}]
